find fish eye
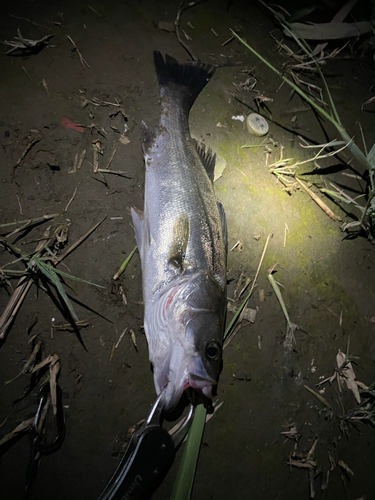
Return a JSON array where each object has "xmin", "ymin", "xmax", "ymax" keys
[{"xmin": 206, "ymin": 341, "xmax": 221, "ymax": 361}]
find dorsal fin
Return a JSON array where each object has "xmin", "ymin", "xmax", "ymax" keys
[{"xmin": 193, "ymin": 140, "xmax": 216, "ymax": 184}]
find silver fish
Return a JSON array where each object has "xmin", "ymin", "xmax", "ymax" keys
[{"xmin": 132, "ymin": 52, "xmax": 227, "ymax": 411}]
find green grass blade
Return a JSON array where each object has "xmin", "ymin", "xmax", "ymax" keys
[
  {"xmin": 33, "ymin": 258, "xmax": 79, "ymax": 321},
  {"xmin": 0, "ymin": 213, "xmax": 59, "ymax": 229},
  {"xmin": 321, "ymin": 189, "xmax": 364, "ymax": 210},
  {"xmin": 113, "ymin": 245, "xmax": 137, "ymax": 280},
  {"xmin": 223, "ymin": 288, "xmax": 253, "ymax": 341},
  {"xmin": 49, "ymin": 265, "xmax": 105, "ymax": 288},
  {"xmin": 170, "ymin": 403, "xmax": 207, "ymax": 500}
]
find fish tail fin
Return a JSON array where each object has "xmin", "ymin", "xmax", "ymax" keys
[{"xmin": 153, "ymin": 51, "xmax": 215, "ymax": 110}]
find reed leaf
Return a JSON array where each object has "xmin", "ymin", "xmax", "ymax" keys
[
  {"xmin": 170, "ymin": 403, "xmax": 207, "ymax": 500},
  {"xmin": 33, "ymin": 258, "xmax": 79, "ymax": 321}
]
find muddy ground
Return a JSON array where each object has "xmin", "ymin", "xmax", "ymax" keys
[{"xmin": 1, "ymin": 1, "xmax": 375, "ymax": 499}]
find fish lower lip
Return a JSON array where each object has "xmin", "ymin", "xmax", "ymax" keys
[{"xmin": 188, "ymin": 374, "xmax": 215, "ymax": 395}]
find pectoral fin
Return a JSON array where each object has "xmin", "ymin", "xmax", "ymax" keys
[
  {"xmin": 168, "ymin": 214, "xmax": 190, "ymax": 271},
  {"xmin": 131, "ymin": 207, "xmax": 145, "ymax": 253}
]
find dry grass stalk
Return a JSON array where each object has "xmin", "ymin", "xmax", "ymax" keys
[
  {"xmin": 54, "ymin": 216, "xmax": 106, "ymax": 264},
  {"xmin": 97, "ymin": 169, "xmax": 131, "ymax": 178},
  {"xmin": 304, "ymin": 384, "xmax": 333, "ymax": 419},
  {"xmin": 115, "ymin": 327, "xmax": 128, "ymax": 349},
  {"xmin": 5, "ymin": 338, "xmax": 42, "ymax": 383},
  {"xmin": 174, "ymin": 0, "xmax": 199, "ymax": 61},
  {"xmin": 15, "ymin": 194, "xmax": 23, "ymax": 215},
  {"xmin": 31, "ymin": 353, "xmax": 60, "ymax": 415},
  {"xmin": 64, "ymin": 187, "xmax": 78, "ymax": 212},
  {"xmin": 295, "ymin": 177, "xmax": 342, "ymax": 222},
  {"xmin": 53, "ymin": 320, "xmax": 89, "ymax": 331},
  {"xmin": 67, "ymin": 35, "xmax": 90, "ymax": 68},
  {"xmin": 0, "ymin": 227, "xmax": 54, "ymax": 338},
  {"xmin": 0, "ymin": 277, "xmax": 33, "ymax": 338},
  {"xmin": 105, "ymin": 142, "xmax": 119, "ymax": 170},
  {"xmin": 14, "ymin": 137, "xmax": 41, "ymax": 169},
  {"xmin": 0, "ymin": 417, "xmax": 34, "ymax": 446}
]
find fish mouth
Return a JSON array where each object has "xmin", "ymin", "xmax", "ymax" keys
[
  {"xmin": 162, "ymin": 375, "xmax": 215, "ymax": 412},
  {"xmin": 158, "ymin": 356, "xmax": 216, "ymax": 412},
  {"xmin": 187, "ymin": 373, "xmax": 216, "ymax": 399}
]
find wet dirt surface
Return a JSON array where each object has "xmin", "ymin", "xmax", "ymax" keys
[{"xmin": 1, "ymin": 1, "xmax": 375, "ymax": 499}]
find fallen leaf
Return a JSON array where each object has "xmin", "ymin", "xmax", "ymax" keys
[
  {"xmin": 119, "ymin": 135, "xmax": 130, "ymax": 145},
  {"xmin": 336, "ymin": 349, "xmax": 361, "ymax": 404}
]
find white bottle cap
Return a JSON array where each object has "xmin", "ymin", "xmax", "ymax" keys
[{"xmin": 246, "ymin": 113, "xmax": 269, "ymax": 137}]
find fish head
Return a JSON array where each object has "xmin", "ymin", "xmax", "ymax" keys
[
  {"xmin": 184, "ymin": 273, "xmax": 226, "ymax": 400},
  {"xmin": 147, "ymin": 272, "xmax": 226, "ymax": 411}
]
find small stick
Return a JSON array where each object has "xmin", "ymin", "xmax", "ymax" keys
[
  {"xmin": 14, "ymin": 138, "xmax": 41, "ymax": 169},
  {"xmin": 295, "ymin": 177, "xmax": 342, "ymax": 222},
  {"xmin": 64, "ymin": 186, "xmax": 78, "ymax": 212},
  {"xmin": 341, "ymin": 172, "xmax": 362, "ymax": 180},
  {"xmin": 10, "ymin": 14, "xmax": 53, "ymax": 31},
  {"xmin": 55, "ymin": 216, "xmax": 106, "ymax": 264},
  {"xmin": 93, "ymin": 145, "xmax": 99, "ymax": 173},
  {"xmin": 222, "ymin": 35, "xmax": 235, "ymax": 46},
  {"xmin": 67, "ymin": 35, "xmax": 90, "ymax": 68},
  {"xmin": 97, "ymin": 169, "xmax": 131, "ymax": 178},
  {"xmin": 113, "ymin": 245, "xmax": 138, "ymax": 280},
  {"xmin": 77, "ymin": 149, "xmax": 86, "ymax": 169},
  {"xmin": 105, "ymin": 143, "xmax": 118, "ymax": 170},
  {"xmin": 115, "ymin": 327, "xmax": 127, "ymax": 348},
  {"xmin": 15, "ymin": 194, "xmax": 23, "ymax": 215},
  {"xmin": 174, "ymin": 0, "xmax": 197, "ymax": 61},
  {"xmin": 119, "ymin": 285, "xmax": 127, "ymax": 305},
  {"xmin": 283, "ymin": 222, "xmax": 289, "ymax": 248},
  {"xmin": 230, "ymin": 240, "xmax": 242, "ymax": 252},
  {"xmin": 21, "ymin": 65, "xmax": 34, "ymax": 82},
  {"xmin": 68, "ymin": 152, "xmax": 79, "ymax": 174},
  {"xmin": 87, "ymin": 5, "xmax": 103, "ymax": 18},
  {"xmin": 304, "ymin": 384, "xmax": 333, "ymax": 412},
  {"xmin": 54, "ymin": 320, "xmax": 89, "ymax": 331},
  {"xmin": 42, "ymin": 78, "xmax": 49, "ymax": 96},
  {"xmin": 109, "ymin": 342, "xmax": 116, "ymax": 362},
  {"xmin": 239, "ymin": 277, "xmax": 252, "ymax": 299}
]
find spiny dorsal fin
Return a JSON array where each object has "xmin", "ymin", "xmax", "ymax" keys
[
  {"xmin": 193, "ymin": 139, "xmax": 216, "ymax": 184},
  {"xmin": 168, "ymin": 213, "xmax": 190, "ymax": 271}
]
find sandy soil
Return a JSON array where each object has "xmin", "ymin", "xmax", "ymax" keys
[{"xmin": 1, "ymin": 1, "xmax": 375, "ymax": 499}]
